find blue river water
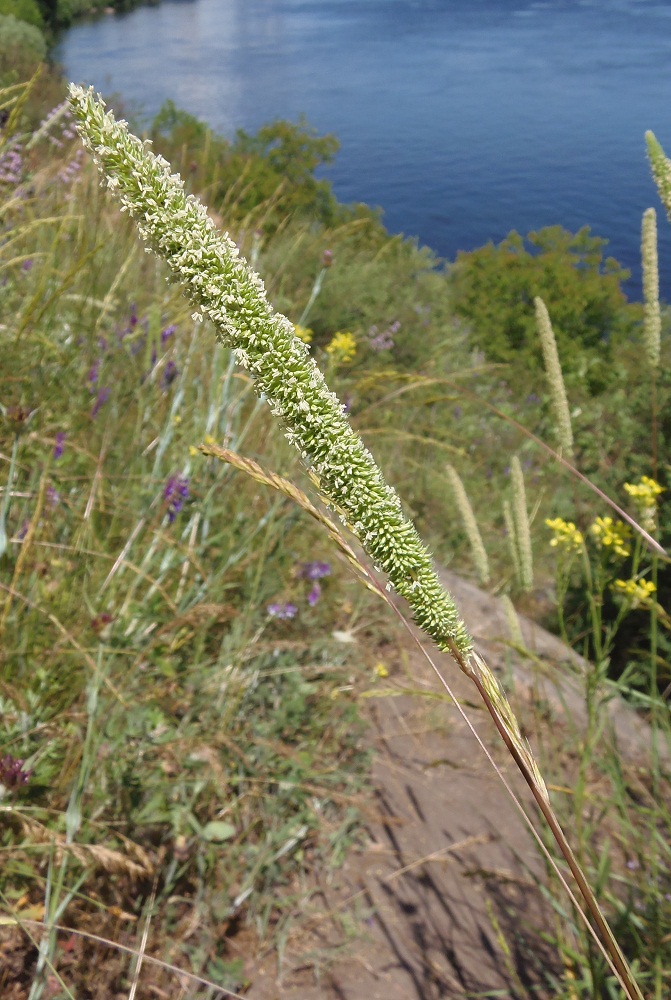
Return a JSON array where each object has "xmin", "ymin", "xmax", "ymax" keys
[{"xmin": 56, "ymin": 0, "xmax": 671, "ymax": 297}]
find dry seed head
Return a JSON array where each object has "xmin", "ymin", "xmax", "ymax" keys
[
  {"xmin": 467, "ymin": 650, "xmax": 549, "ymax": 802},
  {"xmin": 534, "ymin": 297, "xmax": 573, "ymax": 458}
]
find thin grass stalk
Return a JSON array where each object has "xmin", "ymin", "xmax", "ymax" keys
[
  {"xmin": 67, "ymin": 86, "xmax": 644, "ymax": 1000},
  {"xmin": 461, "ymin": 651, "xmax": 644, "ymax": 1000},
  {"xmin": 0, "ymin": 431, "xmax": 21, "ymax": 562}
]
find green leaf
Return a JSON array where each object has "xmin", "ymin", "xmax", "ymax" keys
[{"xmin": 200, "ymin": 821, "xmax": 236, "ymax": 842}]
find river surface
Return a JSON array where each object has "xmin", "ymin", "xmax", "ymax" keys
[{"xmin": 56, "ymin": 0, "xmax": 671, "ymax": 295}]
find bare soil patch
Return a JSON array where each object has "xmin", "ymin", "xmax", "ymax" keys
[{"xmin": 246, "ymin": 567, "xmax": 663, "ymax": 999}]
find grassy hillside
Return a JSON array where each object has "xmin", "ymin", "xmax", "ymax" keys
[{"xmin": 1, "ymin": 62, "xmax": 670, "ymax": 998}]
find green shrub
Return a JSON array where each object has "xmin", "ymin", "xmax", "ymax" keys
[
  {"xmin": 52, "ymin": 0, "xmax": 92, "ymax": 26},
  {"xmin": 151, "ymin": 102, "xmax": 364, "ymax": 229},
  {"xmin": 449, "ymin": 226, "xmax": 641, "ymax": 390},
  {"xmin": 0, "ymin": 0, "xmax": 44, "ymax": 28},
  {"xmin": 0, "ymin": 13, "xmax": 46, "ymax": 71}
]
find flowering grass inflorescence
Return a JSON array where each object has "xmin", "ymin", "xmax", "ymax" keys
[
  {"xmin": 67, "ymin": 84, "xmax": 471, "ymax": 656},
  {"xmin": 534, "ymin": 296, "xmax": 573, "ymax": 458},
  {"xmin": 641, "ymin": 208, "xmax": 661, "ymax": 371}
]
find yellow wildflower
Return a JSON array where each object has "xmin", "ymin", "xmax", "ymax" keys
[
  {"xmin": 624, "ymin": 476, "xmax": 664, "ymax": 532},
  {"xmin": 611, "ymin": 577, "xmax": 657, "ymax": 607},
  {"xmin": 589, "ymin": 516, "xmax": 632, "ymax": 558},
  {"xmin": 294, "ymin": 324, "xmax": 313, "ymax": 344},
  {"xmin": 188, "ymin": 445, "xmax": 198, "ymax": 456},
  {"xmin": 326, "ymin": 331, "xmax": 357, "ymax": 364},
  {"xmin": 374, "ymin": 662, "xmax": 389, "ymax": 678},
  {"xmin": 204, "ymin": 434, "xmax": 217, "ymax": 446},
  {"xmin": 624, "ymin": 475, "xmax": 664, "ymax": 507},
  {"xmin": 545, "ymin": 517, "xmax": 584, "ymax": 552},
  {"xmin": 172, "ymin": 413, "xmax": 182, "ymax": 426}
]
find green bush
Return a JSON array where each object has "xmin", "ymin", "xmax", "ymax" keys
[
  {"xmin": 52, "ymin": 0, "xmax": 92, "ymax": 27},
  {"xmin": 0, "ymin": 13, "xmax": 46, "ymax": 70},
  {"xmin": 448, "ymin": 226, "xmax": 641, "ymax": 390},
  {"xmin": 0, "ymin": 0, "xmax": 43, "ymax": 28},
  {"xmin": 151, "ymin": 102, "xmax": 364, "ymax": 229}
]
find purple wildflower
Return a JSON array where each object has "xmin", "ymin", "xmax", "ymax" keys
[
  {"xmin": 366, "ymin": 321, "xmax": 398, "ymax": 352},
  {"xmin": 57, "ymin": 149, "xmax": 84, "ymax": 186},
  {"xmin": 161, "ymin": 360, "xmax": 178, "ymax": 389},
  {"xmin": 300, "ymin": 561, "xmax": 331, "ymax": 581},
  {"xmin": 307, "ymin": 583, "xmax": 321, "ymax": 607},
  {"xmin": 267, "ymin": 602, "xmax": 298, "ymax": 620},
  {"xmin": 87, "ymin": 360, "xmax": 100, "ymax": 391},
  {"xmin": 0, "ymin": 754, "xmax": 32, "ymax": 791},
  {"xmin": 17, "ymin": 519, "xmax": 29, "ymax": 541},
  {"xmin": 91, "ymin": 387, "xmax": 110, "ymax": 418},
  {"xmin": 46, "ymin": 485, "xmax": 60, "ymax": 508},
  {"xmin": 21, "ymin": 259, "xmax": 33, "ymax": 272},
  {"xmin": 164, "ymin": 475, "xmax": 189, "ymax": 523},
  {"xmin": 322, "ymin": 249, "xmax": 333, "ymax": 268},
  {"xmin": 160, "ymin": 324, "xmax": 176, "ymax": 345},
  {"xmin": 53, "ymin": 432, "xmax": 66, "ymax": 460},
  {"xmin": 129, "ymin": 334, "xmax": 146, "ymax": 356},
  {"xmin": 0, "ymin": 142, "xmax": 23, "ymax": 186}
]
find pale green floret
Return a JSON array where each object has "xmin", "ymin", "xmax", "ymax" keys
[
  {"xmin": 67, "ymin": 84, "xmax": 472, "ymax": 654},
  {"xmin": 534, "ymin": 296, "xmax": 573, "ymax": 458},
  {"xmin": 511, "ymin": 456, "xmax": 533, "ymax": 592},
  {"xmin": 446, "ymin": 464, "xmax": 490, "ymax": 586}
]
